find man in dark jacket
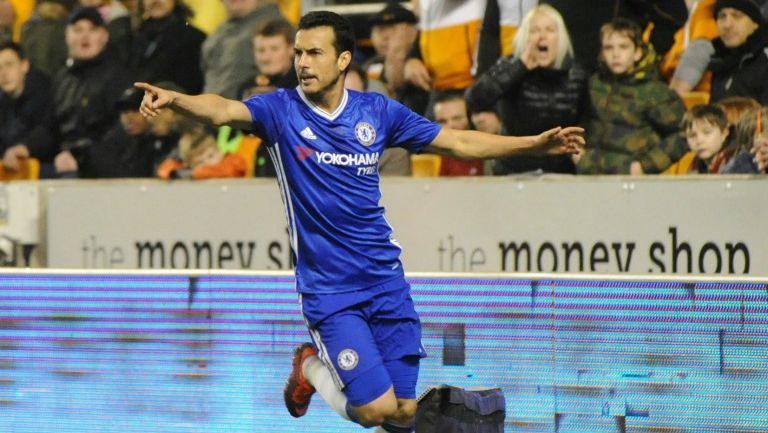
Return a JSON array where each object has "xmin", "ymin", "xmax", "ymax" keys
[
  {"xmin": 0, "ymin": 41, "xmax": 56, "ymax": 174},
  {"xmin": 51, "ymin": 6, "xmax": 131, "ymax": 177},
  {"xmin": 132, "ymin": 0, "xmax": 206, "ymax": 94},
  {"xmin": 708, "ymin": 0, "xmax": 768, "ymax": 104},
  {"xmin": 79, "ymin": 86, "xmax": 177, "ymax": 178}
]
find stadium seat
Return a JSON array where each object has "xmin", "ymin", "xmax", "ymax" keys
[
  {"xmin": 411, "ymin": 154, "xmax": 442, "ymax": 177},
  {"xmin": 0, "ymin": 158, "xmax": 40, "ymax": 181},
  {"xmin": 681, "ymin": 91, "xmax": 710, "ymax": 110}
]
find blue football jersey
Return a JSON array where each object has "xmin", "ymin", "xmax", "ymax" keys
[{"xmin": 243, "ymin": 87, "xmax": 441, "ymax": 294}]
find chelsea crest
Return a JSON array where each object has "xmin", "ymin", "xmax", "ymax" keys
[{"xmin": 355, "ymin": 122, "xmax": 376, "ymax": 146}]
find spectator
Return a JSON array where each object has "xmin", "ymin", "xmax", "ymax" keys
[
  {"xmin": 75, "ymin": 86, "xmax": 173, "ymax": 177},
  {"xmin": 542, "ymin": 0, "xmax": 688, "ymax": 72},
  {"xmin": 0, "ymin": 0, "xmax": 14, "ymax": 43},
  {"xmin": 405, "ymin": 0, "xmax": 537, "ymax": 92},
  {"xmin": 201, "ymin": 0, "xmax": 283, "ymax": 99},
  {"xmin": 466, "ymin": 4, "xmax": 590, "ymax": 175},
  {"xmin": 363, "ymin": 1, "xmax": 418, "ymax": 97},
  {"xmin": 664, "ymin": 104, "xmax": 732, "ymax": 174},
  {"xmin": 51, "ymin": 6, "xmax": 131, "ymax": 177},
  {"xmin": 708, "ymin": 0, "xmax": 768, "ymax": 104},
  {"xmin": 241, "ymin": 17, "xmax": 296, "ymax": 98},
  {"xmin": 577, "ymin": 18, "xmax": 686, "ymax": 174},
  {"xmin": 132, "ymin": 0, "xmax": 206, "ymax": 94},
  {"xmin": 664, "ymin": 0, "xmax": 719, "ymax": 96},
  {"xmin": 20, "ymin": 0, "xmax": 73, "ymax": 76},
  {"xmin": 0, "ymin": 41, "xmax": 56, "ymax": 174},
  {"xmin": 722, "ymin": 106, "xmax": 768, "ymax": 173},
  {"xmin": 78, "ymin": 0, "xmax": 132, "ymax": 65},
  {"xmin": 157, "ymin": 127, "xmax": 247, "ymax": 179},
  {"xmin": 432, "ymin": 90, "xmax": 484, "ymax": 176}
]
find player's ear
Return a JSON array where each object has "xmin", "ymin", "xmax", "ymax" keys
[{"xmin": 338, "ymin": 50, "xmax": 352, "ymax": 73}]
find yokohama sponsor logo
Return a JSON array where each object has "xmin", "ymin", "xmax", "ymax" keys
[{"xmin": 315, "ymin": 151, "xmax": 380, "ymax": 166}]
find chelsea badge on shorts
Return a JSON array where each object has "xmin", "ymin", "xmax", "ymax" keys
[
  {"xmin": 355, "ymin": 122, "xmax": 376, "ymax": 146},
  {"xmin": 337, "ymin": 349, "xmax": 359, "ymax": 370}
]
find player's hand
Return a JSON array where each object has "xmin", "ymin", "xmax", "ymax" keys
[
  {"xmin": 404, "ymin": 58, "xmax": 432, "ymax": 91},
  {"xmin": 135, "ymin": 82, "xmax": 176, "ymax": 118},
  {"xmin": 3, "ymin": 144, "xmax": 29, "ymax": 171},
  {"xmin": 537, "ymin": 126, "xmax": 585, "ymax": 155}
]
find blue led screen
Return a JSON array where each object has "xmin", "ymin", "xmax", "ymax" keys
[{"xmin": 0, "ymin": 273, "xmax": 766, "ymax": 432}]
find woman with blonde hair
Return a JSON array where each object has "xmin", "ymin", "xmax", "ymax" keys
[{"xmin": 466, "ymin": 4, "xmax": 589, "ymax": 175}]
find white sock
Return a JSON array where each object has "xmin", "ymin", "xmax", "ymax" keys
[{"xmin": 302, "ymin": 355, "xmax": 350, "ymax": 420}]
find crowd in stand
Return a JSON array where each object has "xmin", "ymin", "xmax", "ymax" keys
[{"xmin": 0, "ymin": 0, "xmax": 767, "ymax": 179}]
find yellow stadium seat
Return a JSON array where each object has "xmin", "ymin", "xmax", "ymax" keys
[
  {"xmin": 0, "ymin": 158, "xmax": 40, "ymax": 181},
  {"xmin": 411, "ymin": 154, "xmax": 442, "ymax": 177},
  {"xmin": 235, "ymin": 135, "xmax": 260, "ymax": 178},
  {"xmin": 681, "ymin": 91, "xmax": 710, "ymax": 110}
]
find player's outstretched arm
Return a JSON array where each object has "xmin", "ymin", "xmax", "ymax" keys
[
  {"xmin": 135, "ymin": 82, "xmax": 253, "ymax": 130},
  {"xmin": 424, "ymin": 126, "xmax": 585, "ymax": 160}
]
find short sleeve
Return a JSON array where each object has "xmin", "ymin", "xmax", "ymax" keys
[
  {"xmin": 242, "ymin": 91, "xmax": 283, "ymax": 142},
  {"xmin": 385, "ymin": 98, "xmax": 442, "ymax": 153}
]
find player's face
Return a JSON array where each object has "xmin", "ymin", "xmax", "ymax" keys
[
  {"xmin": 66, "ymin": 20, "xmax": 109, "ymax": 60},
  {"xmin": 686, "ymin": 119, "xmax": 728, "ymax": 162},
  {"xmin": 600, "ymin": 32, "xmax": 641, "ymax": 75},
  {"xmin": 716, "ymin": 7, "xmax": 759, "ymax": 48},
  {"xmin": 254, "ymin": 34, "xmax": 294, "ymax": 77},
  {"xmin": 0, "ymin": 49, "xmax": 29, "ymax": 97},
  {"xmin": 294, "ymin": 26, "xmax": 351, "ymax": 97}
]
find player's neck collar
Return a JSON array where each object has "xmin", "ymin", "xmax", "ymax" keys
[{"xmin": 296, "ymin": 86, "xmax": 349, "ymax": 121}]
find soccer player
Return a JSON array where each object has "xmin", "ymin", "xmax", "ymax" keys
[{"xmin": 136, "ymin": 11, "xmax": 584, "ymax": 433}]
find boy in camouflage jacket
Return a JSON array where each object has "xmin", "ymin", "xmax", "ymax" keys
[{"xmin": 577, "ymin": 18, "xmax": 687, "ymax": 174}]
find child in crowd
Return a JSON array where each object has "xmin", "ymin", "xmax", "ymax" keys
[
  {"xmin": 722, "ymin": 107, "xmax": 768, "ymax": 174},
  {"xmin": 577, "ymin": 18, "xmax": 686, "ymax": 174},
  {"xmin": 157, "ymin": 123, "xmax": 247, "ymax": 179},
  {"xmin": 664, "ymin": 104, "xmax": 731, "ymax": 174}
]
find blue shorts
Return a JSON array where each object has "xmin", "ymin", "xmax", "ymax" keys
[{"xmin": 300, "ymin": 278, "xmax": 427, "ymax": 406}]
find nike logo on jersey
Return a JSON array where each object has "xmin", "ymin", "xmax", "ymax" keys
[{"xmin": 300, "ymin": 127, "xmax": 317, "ymax": 140}]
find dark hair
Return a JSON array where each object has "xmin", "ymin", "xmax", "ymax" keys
[
  {"xmin": 254, "ymin": 18, "xmax": 296, "ymax": 44},
  {"xmin": 683, "ymin": 104, "xmax": 729, "ymax": 132},
  {"xmin": 298, "ymin": 11, "xmax": 356, "ymax": 59},
  {"xmin": 434, "ymin": 89, "xmax": 467, "ymax": 106},
  {"xmin": 0, "ymin": 41, "xmax": 25, "ymax": 60}
]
